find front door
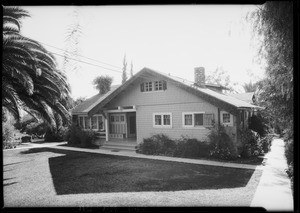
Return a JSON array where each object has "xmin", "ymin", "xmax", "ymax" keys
[{"xmin": 127, "ymin": 113, "xmax": 136, "ymax": 138}]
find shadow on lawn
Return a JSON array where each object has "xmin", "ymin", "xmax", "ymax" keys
[{"xmin": 20, "ymin": 147, "xmax": 259, "ymax": 195}]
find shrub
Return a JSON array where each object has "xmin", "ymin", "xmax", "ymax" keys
[
  {"xmin": 285, "ymin": 139, "xmax": 293, "ymax": 166},
  {"xmin": 66, "ymin": 124, "xmax": 98, "ymax": 148},
  {"xmin": 137, "ymin": 134, "xmax": 210, "ymax": 158},
  {"xmin": 259, "ymin": 133, "xmax": 274, "ymax": 153},
  {"xmin": 285, "ymin": 139, "xmax": 294, "ymax": 195},
  {"xmin": 239, "ymin": 128, "xmax": 263, "ymax": 158},
  {"xmin": 136, "ymin": 134, "xmax": 176, "ymax": 156},
  {"xmin": 44, "ymin": 126, "xmax": 68, "ymax": 142},
  {"xmin": 2, "ymin": 122, "xmax": 17, "ymax": 149},
  {"xmin": 208, "ymin": 125, "xmax": 238, "ymax": 160},
  {"xmin": 174, "ymin": 136, "xmax": 210, "ymax": 158},
  {"xmin": 248, "ymin": 113, "xmax": 268, "ymax": 137},
  {"xmin": 21, "ymin": 136, "xmax": 32, "ymax": 142}
]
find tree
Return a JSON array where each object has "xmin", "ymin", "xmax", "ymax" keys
[
  {"xmin": 130, "ymin": 61, "xmax": 134, "ymax": 78},
  {"xmin": 72, "ymin": 97, "xmax": 86, "ymax": 108},
  {"xmin": 122, "ymin": 54, "xmax": 127, "ymax": 84},
  {"xmin": 2, "ymin": 6, "xmax": 72, "ymax": 126},
  {"xmin": 93, "ymin": 75, "xmax": 113, "ymax": 95},
  {"xmin": 243, "ymin": 81, "xmax": 258, "ymax": 93},
  {"xmin": 206, "ymin": 66, "xmax": 239, "ymax": 93},
  {"xmin": 63, "ymin": 8, "xmax": 83, "ymax": 74},
  {"xmin": 249, "ymin": 2, "xmax": 294, "ymax": 184},
  {"xmin": 249, "ymin": 2, "xmax": 293, "ymax": 135}
]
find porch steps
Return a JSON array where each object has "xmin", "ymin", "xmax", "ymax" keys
[{"xmin": 100, "ymin": 141, "xmax": 137, "ymax": 152}]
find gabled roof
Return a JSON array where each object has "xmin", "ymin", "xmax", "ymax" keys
[
  {"xmin": 151, "ymin": 69, "xmax": 261, "ymax": 109},
  {"xmin": 229, "ymin": 92, "xmax": 255, "ymax": 104},
  {"xmin": 72, "ymin": 67, "xmax": 262, "ymax": 117},
  {"xmin": 72, "ymin": 85, "xmax": 120, "ymax": 114}
]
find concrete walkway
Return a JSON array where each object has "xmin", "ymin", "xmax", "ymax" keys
[
  {"xmin": 47, "ymin": 143, "xmax": 261, "ymax": 170},
  {"xmin": 250, "ymin": 138, "xmax": 294, "ymax": 211},
  {"xmin": 4, "ymin": 141, "xmax": 263, "ymax": 170}
]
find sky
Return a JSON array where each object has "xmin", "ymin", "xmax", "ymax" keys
[{"xmin": 20, "ymin": 5, "xmax": 266, "ymax": 99}]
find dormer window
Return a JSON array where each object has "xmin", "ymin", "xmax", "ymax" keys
[
  {"xmin": 145, "ymin": 82, "xmax": 153, "ymax": 91},
  {"xmin": 154, "ymin": 81, "xmax": 163, "ymax": 90},
  {"xmin": 140, "ymin": 80, "xmax": 167, "ymax": 92}
]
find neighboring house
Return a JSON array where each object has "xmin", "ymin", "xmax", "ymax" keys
[{"xmin": 72, "ymin": 67, "xmax": 262, "ymax": 154}]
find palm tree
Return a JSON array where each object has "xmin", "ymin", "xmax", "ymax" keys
[
  {"xmin": 93, "ymin": 75, "xmax": 113, "ymax": 95},
  {"xmin": 2, "ymin": 6, "xmax": 72, "ymax": 126},
  {"xmin": 243, "ymin": 81, "xmax": 258, "ymax": 93}
]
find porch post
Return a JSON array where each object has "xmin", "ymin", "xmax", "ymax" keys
[{"xmin": 105, "ymin": 113, "xmax": 109, "ymax": 142}]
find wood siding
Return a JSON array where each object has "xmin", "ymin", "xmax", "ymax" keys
[
  {"xmin": 136, "ymin": 103, "xmax": 218, "ymax": 144},
  {"xmin": 104, "ymin": 74, "xmax": 232, "ymax": 143}
]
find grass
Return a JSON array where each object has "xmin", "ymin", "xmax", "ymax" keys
[{"xmin": 3, "ymin": 147, "xmax": 263, "ymax": 207}]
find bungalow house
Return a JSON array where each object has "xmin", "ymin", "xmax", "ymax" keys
[{"xmin": 71, "ymin": 67, "xmax": 262, "ymax": 153}]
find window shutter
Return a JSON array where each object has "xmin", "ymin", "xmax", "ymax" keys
[
  {"xmin": 163, "ymin": 80, "xmax": 167, "ymax": 90},
  {"xmin": 140, "ymin": 83, "xmax": 144, "ymax": 92},
  {"xmin": 204, "ymin": 114, "xmax": 214, "ymax": 126}
]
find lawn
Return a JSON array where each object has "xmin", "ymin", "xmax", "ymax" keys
[{"xmin": 3, "ymin": 147, "xmax": 263, "ymax": 207}]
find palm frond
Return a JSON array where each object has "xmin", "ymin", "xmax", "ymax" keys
[{"xmin": 3, "ymin": 15, "xmax": 21, "ymax": 31}]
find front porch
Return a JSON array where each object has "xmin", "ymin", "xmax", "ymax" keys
[{"xmin": 102, "ymin": 107, "xmax": 137, "ymax": 142}]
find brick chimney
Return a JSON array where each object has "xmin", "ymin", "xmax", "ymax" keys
[{"xmin": 194, "ymin": 67, "xmax": 205, "ymax": 87}]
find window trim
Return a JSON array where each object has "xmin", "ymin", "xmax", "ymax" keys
[
  {"xmin": 91, "ymin": 116, "xmax": 98, "ymax": 130},
  {"xmin": 141, "ymin": 80, "xmax": 167, "ymax": 93},
  {"xmin": 182, "ymin": 112, "xmax": 206, "ymax": 129},
  {"xmin": 78, "ymin": 115, "xmax": 105, "ymax": 131},
  {"xmin": 153, "ymin": 113, "xmax": 172, "ymax": 128},
  {"xmin": 79, "ymin": 115, "xmax": 85, "ymax": 129},
  {"xmin": 220, "ymin": 111, "xmax": 233, "ymax": 126},
  {"xmin": 144, "ymin": 81, "xmax": 153, "ymax": 92},
  {"xmin": 110, "ymin": 113, "xmax": 126, "ymax": 124},
  {"xmin": 154, "ymin": 80, "xmax": 163, "ymax": 91}
]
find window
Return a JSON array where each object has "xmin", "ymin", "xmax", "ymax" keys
[
  {"xmin": 194, "ymin": 113, "xmax": 203, "ymax": 126},
  {"xmin": 110, "ymin": 114, "xmax": 125, "ymax": 123},
  {"xmin": 97, "ymin": 116, "xmax": 104, "ymax": 130},
  {"xmin": 155, "ymin": 81, "xmax": 163, "ymax": 91},
  {"xmin": 183, "ymin": 112, "xmax": 214, "ymax": 128},
  {"xmin": 85, "ymin": 117, "xmax": 91, "ymax": 129},
  {"xmin": 145, "ymin": 82, "xmax": 153, "ymax": 91},
  {"xmin": 153, "ymin": 113, "xmax": 172, "ymax": 128},
  {"xmin": 78, "ymin": 115, "xmax": 104, "ymax": 130},
  {"xmin": 163, "ymin": 114, "xmax": 170, "ymax": 125},
  {"xmin": 155, "ymin": 115, "xmax": 162, "ymax": 125},
  {"xmin": 221, "ymin": 111, "xmax": 233, "ymax": 126},
  {"xmin": 91, "ymin": 116, "xmax": 97, "ymax": 129},
  {"xmin": 222, "ymin": 113, "xmax": 230, "ymax": 123},
  {"xmin": 141, "ymin": 80, "xmax": 167, "ymax": 92},
  {"xmin": 184, "ymin": 114, "xmax": 193, "ymax": 126}
]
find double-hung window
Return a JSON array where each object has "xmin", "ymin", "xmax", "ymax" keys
[
  {"xmin": 221, "ymin": 111, "xmax": 233, "ymax": 126},
  {"xmin": 85, "ymin": 117, "xmax": 91, "ymax": 129},
  {"xmin": 153, "ymin": 113, "xmax": 172, "ymax": 128},
  {"xmin": 183, "ymin": 112, "xmax": 214, "ymax": 128},
  {"xmin": 97, "ymin": 115, "xmax": 104, "ymax": 130},
  {"xmin": 79, "ymin": 116, "xmax": 84, "ymax": 128},
  {"xmin": 91, "ymin": 116, "xmax": 97, "ymax": 130}
]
